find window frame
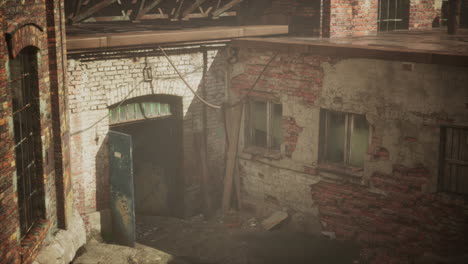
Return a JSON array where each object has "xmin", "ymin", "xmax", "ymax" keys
[
  {"xmin": 245, "ymin": 98, "xmax": 283, "ymax": 151},
  {"xmin": 10, "ymin": 47, "xmax": 46, "ymax": 239},
  {"xmin": 319, "ymin": 109, "xmax": 369, "ymax": 169},
  {"xmin": 438, "ymin": 125, "xmax": 468, "ymax": 196}
]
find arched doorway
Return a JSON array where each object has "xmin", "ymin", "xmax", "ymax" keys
[{"xmin": 109, "ymin": 95, "xmax": 183, "ymax": 219}]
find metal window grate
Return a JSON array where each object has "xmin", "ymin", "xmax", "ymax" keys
[
  {"xmin": 11, "ymin": 47, "xmax": 45, "ymax": 238},
  {"xmin": 439, "ymin": 126, "xmax": 468, "ymax": 195},
  {"xmin": 378, "ymin": 0, "xmax": 410, "ymax": 31}
]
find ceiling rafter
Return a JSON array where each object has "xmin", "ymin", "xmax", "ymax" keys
[
  {"xmin": 182, "ymin": 0, "xmax": 207, "ymax": 19},
  {"xmin": 71, "ymin": 0, "xmax": 120, "ymax": 23},
  {"xmin": 68, "ymin": 0, "xmax": 244, "ymax": 24},
  {"xmin": 212, "ymin": 0, "xmax": 243, "ymax": 18},
  {"xmin": 136, "ymin": 0, "xmax": 164, "ymax": 20}
]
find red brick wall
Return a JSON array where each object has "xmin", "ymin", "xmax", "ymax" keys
[
  {"xmin": 0, "ymin": 0, "xmax": 72, "ymax": 263},
  {"xmin": 311, "ymin": 165, "xmax": 468, "ymax": 263},
  {"xmin": 260, "ymin": 0, "xmax": 321, "ymax": 36},
  {"xmin": 328, "ymin": 0, "xmax": 379, "ymax": 38},
  {"xmin": 231, "ymin": 47, "xmax": 468, "ymax": 263},
  {"xmin": 409, "ymin": 0, "xmax": 436, "ymax": 29}
]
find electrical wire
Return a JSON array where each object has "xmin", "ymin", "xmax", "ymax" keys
[
  {"xmin": 70, "ymin": 79, "xmax": 144, "ymax": 136},
  {"xmin": 227, "ymin": 52, "xmax": 278, "ymax": 108},
  {"xmin": 159, "ymin": 45, "xmax": 222, "ymax": 109}
]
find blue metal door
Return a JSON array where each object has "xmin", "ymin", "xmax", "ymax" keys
[{"xmin": 108, "ymin": 130, "xmax": 136, "ymax": 247}]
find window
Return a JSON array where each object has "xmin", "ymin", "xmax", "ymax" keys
[
  {"xmin": 378, "ymin": 0, "xmax": 410, "ymax": 31},
  {"xmin": 10, "ymin": 47, "xmax": 46, "ymax": 238},
  {"xmin": 439, "ymin": 126, "xmax": 468, "ymax": 195},
  {"xmin": 319, "ymin": 110, "xmax": 369, "ymax": 168},
  {"xmin": 246, "ymin": 99, "xmax": 282, "ymax": 150},
  {"xmin": 109, "ymin": 100, "xmax": 171, "ymax": 125}
]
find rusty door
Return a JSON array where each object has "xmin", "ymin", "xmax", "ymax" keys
[{"xmin": 109, "ymin": 130, "xmax": 136, "ymax": 247}]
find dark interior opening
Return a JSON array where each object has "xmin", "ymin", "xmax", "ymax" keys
[{"xmin": 110, "ymin": 95, "xmax": 183, "ymax": 218}]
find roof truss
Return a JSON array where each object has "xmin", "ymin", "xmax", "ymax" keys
[{"xmin": 68, "ymin": 0, "xmax": 244, "ymax": 24}]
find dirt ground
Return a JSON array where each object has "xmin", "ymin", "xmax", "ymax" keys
[{"xmin": 73, "ymin": 211, "xmax": 360, "ymax": 264}]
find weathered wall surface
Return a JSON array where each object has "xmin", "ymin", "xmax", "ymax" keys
[
  {"xmin": 324, "ymin": 0, "xmax": 436, "ymax": 38},
  {"xmin": 231, "ymin": 47, "xmax": 468, "ymax": 262},
  {"xmin": 0, "ymin": 0, "xmax": 77, "ymax": 263},
  {"xmin": 329, "ymin": 0, "xmax": 379, "ymax": 37},
  {"xmin": 68, "ymin": 46, "xmax": 227, "ymax": 233},
  {"xmin": 409, "ymin": 0, "xmax": 436, "ymax": 29}
]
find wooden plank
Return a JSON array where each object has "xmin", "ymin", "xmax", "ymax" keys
[
  {"xmin": 140, "ymin": 13, "xmax": 169, "ymax": 19},
  {"xmin": 222, "ymin": 103, "xmax": 243, "ymax": 214},
  {"xmin": 195, "ymin": 133, "xmax": 212, "ymax": 216},
  {"xmin": 233, "ymin": 158, "xmax": 242, "ymax": 210},
  {"xmin": 136, "ymin": 0, "xmax": 164, "ymax": 20},
  {"xmin": 136, "ymin": 0, "xmax": 147, "ymax": 19},
  {"xmin": 182, "ymin": 0, "xmax": 207, "ymax": 19},
  {"xmin": 72, "ymin": 0, "xmax": 119, "ymax": 23},
  {"xmin": 212, "ymin": 0, "xmax": 243, "ymax": 17},
  {"xmin": 172, "ymin": 0, "xmax": 185, "ymax": 20}
]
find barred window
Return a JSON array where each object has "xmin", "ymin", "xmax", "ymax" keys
[
  {"xmin": 439, "ymin": 126, "xmax": 468, "ymax": 195},
  {"xmin": 11, "ymin": 47, "xmax": 46, "ymax": 238}
]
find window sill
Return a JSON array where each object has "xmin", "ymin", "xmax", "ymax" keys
[
  {"xmin": 317, "ymin": 163, "xmax": 364, "ymax": 179},
  {"xmin": 20, "ymin": 219, "xmax": 51, "ymax": 263},
  {"xmin": 243, "ymin": 146, "xmax": 281, "ymax": 160}
]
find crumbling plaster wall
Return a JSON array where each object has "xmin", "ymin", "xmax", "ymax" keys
[
  {"xmin": 68, "ymin": 46, "xmax": 227, "ymax": 233},
  {"xmin": 231, "ymin": 47, "xmax": 468, "ymax": 222}
]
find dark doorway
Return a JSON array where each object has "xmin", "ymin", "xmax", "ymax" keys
[
  {"xmin": 110, "ymin": 95, "xmax": 183, "ymax": 217},
  {"xmin": 378, "ymin": 0, "xmax": 410, "ymax": 31},
  {"xmin": 462, "ymin": 0, "xmax": 468, "ymax": 28}
]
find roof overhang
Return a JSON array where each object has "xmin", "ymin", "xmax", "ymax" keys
[{"xmin": 66, "ymin": 25, "xmax": 288, "ymax": 51}]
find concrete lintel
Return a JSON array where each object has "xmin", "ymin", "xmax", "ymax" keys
[
  {"xmin": 231, "ymin": 38, "xmax": 468, "ymax": 68},
  {"xmin": 67, "ymin": 25, "xmax": 288, "ymax": 51}
]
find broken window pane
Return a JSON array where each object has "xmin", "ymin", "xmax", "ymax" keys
[
  {"xmin": 250, "ymin": 100, "xmax": 268, "ymax": 148},
  {"xmin": 325, "ymin": 111, "xmax": 346, "ymax": 164},
  {"xmin": 320, "ymin": 109, "xmax": 369, "ymax": 168},
  {"xmin": 271, "ymin": 104, "xmax": 283, "ymax": 150},
  {"xmin": 349, "ymin": 114, "xmax": 369, "ymax": 167},
  {"xmin": 127, "ymin": 103, "xmax": 135, "ymax": 120}
]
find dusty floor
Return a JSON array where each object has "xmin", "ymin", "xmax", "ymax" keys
[{"xmin": 73, "ymin": 212, "xmax": 360, "ymax": 264}]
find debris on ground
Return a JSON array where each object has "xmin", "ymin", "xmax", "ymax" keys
[
  {"xmin": 261, "ymin": 211, "xmax": 288, "ymax": 230},
  {"xmin": 74, "ymin": 210, "xmax": 360, "ymax": 264}
]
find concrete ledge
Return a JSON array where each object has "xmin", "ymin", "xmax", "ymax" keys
[
  {"xmin": 67, "ymin": 25, "xmax": 289, "ymax": 51},
  {"xmin": 33, "ymin": 209, "xmax": 86, "ymax": 264}
]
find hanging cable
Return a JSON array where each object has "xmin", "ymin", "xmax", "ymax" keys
[
  {"xmin": 227, "ymin": 52, "xmax": 279, "ymax": 108},
  {"xmin": 158, "ymin": 46, "xmax": 222, "ymax": 109}
]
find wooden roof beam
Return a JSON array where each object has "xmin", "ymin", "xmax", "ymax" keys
[
  {"xmin": 212, "ymin": 0, "xmax": 243, "ymax": 18},
  {"xmin": 182, "ymin": 0, "xmax": 207, "ymax": 19},
  {"xmin": 71, "ymin": 0, "xmax": 119, "ymax": 23},
  {"xmin": 136, "ymin": 0, "xmax": 164, "ymax": 20}
]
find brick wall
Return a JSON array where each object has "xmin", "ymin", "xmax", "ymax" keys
[
  {"xmin": 409, "ymin": 0, "xmax": 436, "ymax": 29},
  {"xmin": 230, "ymin": 47, "xmax": 468, "ymax": 262},
  {"xmin": 67, "ymin": 46, "xmax": 227, "ymax": 231},
  {"xmin": 311, "ymin": 167, "xmax": 468, "ymax": 264},
  {"xmin": 323, "ymin": 0, "xmax": 436, "ymax": 38},
  {"xmin": 329, "ymin": 0, "xmax": 379, "ymax": 38},
  {"xmin": 0, "ymin": 0, "xmax": 73, "ymax": 263}
]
